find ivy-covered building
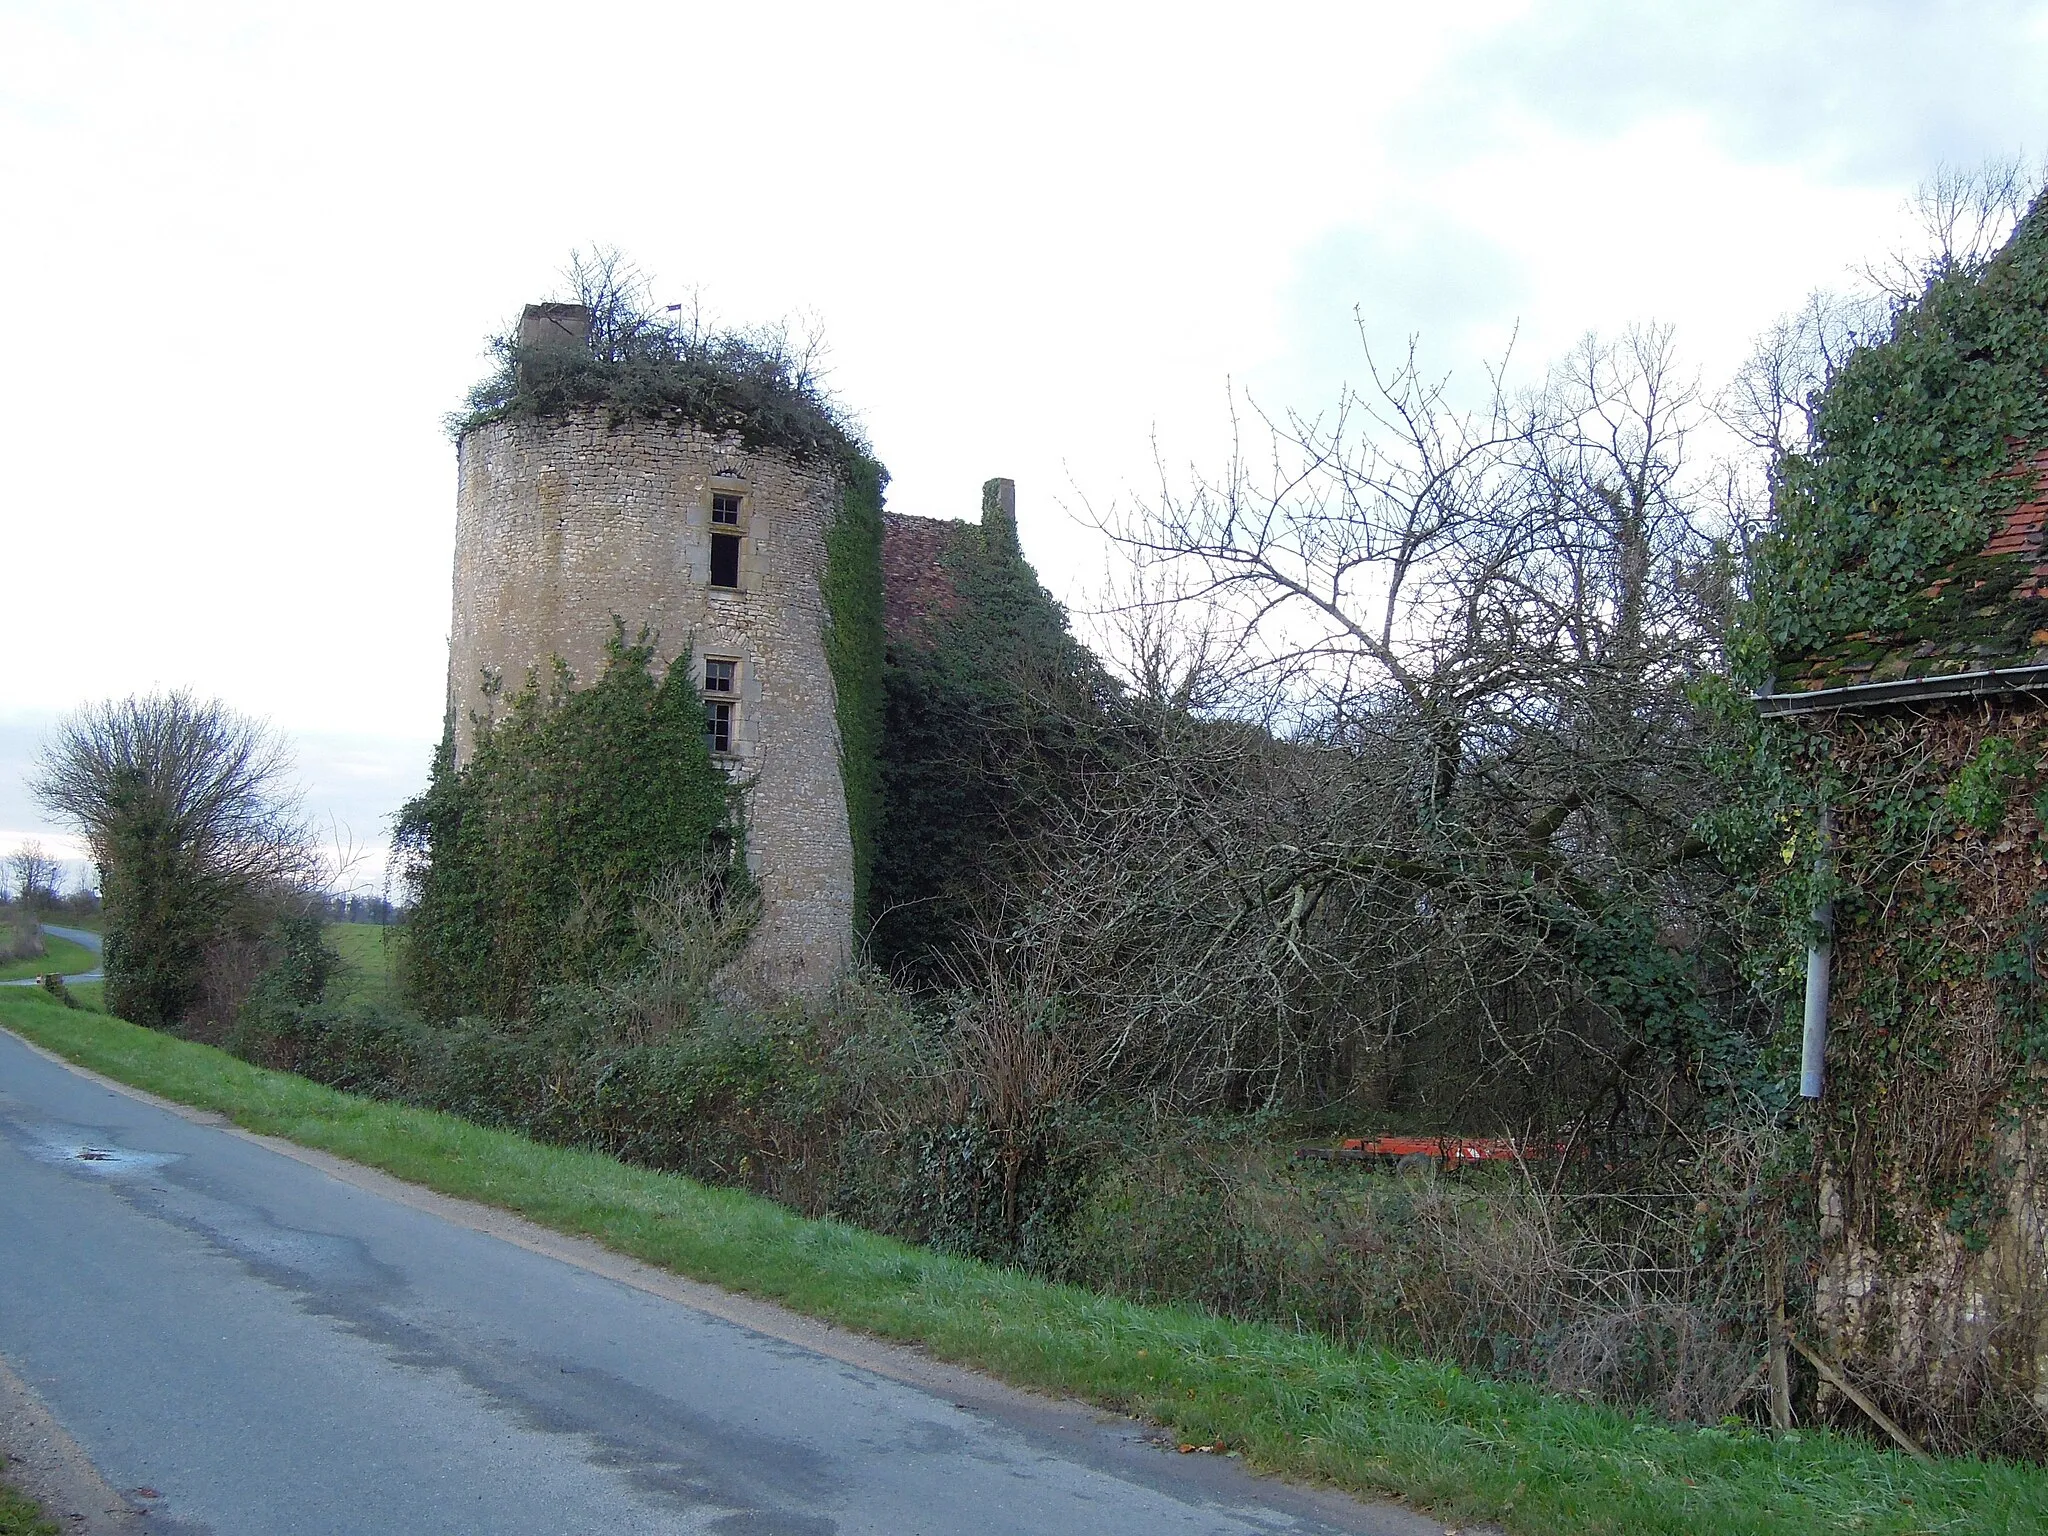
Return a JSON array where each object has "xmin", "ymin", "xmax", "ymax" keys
[
  {"xmin": 436, "ymin": 300, "xmax": 1078, "ymax": 1002},
  {"xmin": 1756, "ymin": 204, "xmax": 2048, "ymax": 1447},
  {"xmin": 1762, "ymin": 465, "xmax": 2048, "ymax": 1446}
]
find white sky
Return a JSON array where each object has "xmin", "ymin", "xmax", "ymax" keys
[{"xmin": 4, "ymin": 0, "xmax": 2046, "ymax": 888}]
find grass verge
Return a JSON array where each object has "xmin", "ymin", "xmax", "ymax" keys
[
  {"xmin": 0, "ymin": 1459, "xmax": 54, "ymax": 1536},
  {"xmin": 2, "ymin": 986, "xmax": 2041, "ymax": 1536},
  {"xmin": 0, "ymin": 934, "xmax": 95, "ymax": 983}
]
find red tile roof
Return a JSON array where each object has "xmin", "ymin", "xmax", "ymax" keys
[
  {"xmin": 1773, "ymin": 446, "xmax": 2048, "ymax": 699},
  {"xmin": 881, "ymin": 512, "xmax": 973, "ymax": 642},
  {"xmin": 1978, "ymin": 446, "xmax": 2048, "ymax": 593}
]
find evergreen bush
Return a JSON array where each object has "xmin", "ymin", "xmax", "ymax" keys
[{"xmin": 395, "ymin": 624, "xmax": 735, "ymax": 1021}]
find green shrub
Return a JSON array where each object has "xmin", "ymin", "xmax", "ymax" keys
[
  {"xmin": 230, "ymin": 990, "xmax": 824, "ymax": 1188},
  {"xmin": 395, "ymin": 624, "xmax": 735, "ymax": 1021}
]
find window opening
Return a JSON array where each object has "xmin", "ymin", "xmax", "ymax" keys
[
  {"xmin": 705, "ymin": 699, "xmax": 734, "ymax": 755},
  {"xmin": 711, "ymin": 492, "xmax": 742, "ymax": 525},
  {"xmin": 710, "ymin": 532, "xmax": 741, "ymax": 588},
  {"xmin": 704, "ymin": 658, "xmax": 736, "ymax": 694}
]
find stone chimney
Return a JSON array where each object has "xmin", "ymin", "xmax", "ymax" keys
[
  {"xmin": 980, "ymin": 477, "xmax": 1018, "ymax": 556},
  {"xmin": 517, "ymin": 302, "xmax": 592, "ymax": 352}
]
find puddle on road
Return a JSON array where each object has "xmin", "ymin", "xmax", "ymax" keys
[{"xmin": 27, "ymin": 1138, "xmax": 181, "ymax": 1177}]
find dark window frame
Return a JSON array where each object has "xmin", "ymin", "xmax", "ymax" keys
[
  {"xmin": 711, "ymin": 491, "xmax": 742, "ymax": 525},
  {"xmin": 710, "ymin": 531, "xmax": 741, "ymax": 589}
]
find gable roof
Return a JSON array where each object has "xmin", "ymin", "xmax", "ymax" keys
[{"xmin": 1760, "ymin": 446, "xmax": 2048, "ymax": 715}]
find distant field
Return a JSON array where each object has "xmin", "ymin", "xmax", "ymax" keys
[
  {"xmin": 326, "ymin": 922, "xmax": 405, "ymax": 1007},
  {"xmin": 0, "ymin": 931, "xmax": 97, "ymax": 983},
  {"xmin": 9, "ymin": 922, "xmax": 395, "ymax": 1005}
]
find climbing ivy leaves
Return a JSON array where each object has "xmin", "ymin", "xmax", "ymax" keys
[{"xmin": 1754, "ymin": 199, "xmax": 2048, "ymax": 667}]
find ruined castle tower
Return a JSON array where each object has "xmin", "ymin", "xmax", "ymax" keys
[{"xmin": 446, "ymin": 304, "xmax": 854, "ymax": 997}]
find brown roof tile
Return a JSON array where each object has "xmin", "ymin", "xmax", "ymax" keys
[
  {"xmin": 881, "ymin": 512, "xmax": 973, "ymax": 642},
  {"xmin": 1774, "ymin": 445, "xmax": 2048, "ymax": 696}
]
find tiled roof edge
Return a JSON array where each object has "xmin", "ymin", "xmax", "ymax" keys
[{"xmin": 1756, "ymin": 662, "xmax": 2048, "ymax": 716}]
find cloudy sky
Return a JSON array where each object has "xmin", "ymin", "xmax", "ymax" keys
[{"xmin": 3, "ymin": 0, "xmax": 2044, "ymax": 887}]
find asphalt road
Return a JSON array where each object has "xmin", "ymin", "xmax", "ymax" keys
[
  {"xmin": 0, "ymin": 1028, "xmax": 1450, "ymax": 1536},
  {"xmin": 0, "ymin": 923, "xmax": 104, "ymax": 986}
]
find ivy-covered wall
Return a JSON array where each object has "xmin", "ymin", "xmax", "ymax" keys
[
  {"xmin": 824, "ymin": 456, "xmax": 888, "ymax": 930},
  {"xmin": 397, "ymin": 627, "xmax": 732, "ymax": 1022},
  {"xmin": 870, "ymin": 480, "xmax": 1106, "ymax": 974},
  {"xmin": 1779, "ymin": 704, "xmax": 2048, "ymax": 1453},
  {"xmin": 1741, "ymin": 200, "xmax": 2048, "ymax": 1452}
]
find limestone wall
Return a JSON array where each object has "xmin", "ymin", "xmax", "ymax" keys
[{"xmin": 449, "ymin": 411, "xmax": 853, "ymax": 996}]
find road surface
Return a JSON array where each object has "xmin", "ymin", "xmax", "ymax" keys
[
  {"xmin": 0, "ymin": 1027, "xmax": 1451, "ymax": 1536},
  {"xmin": 0, "ymin": 923, "xmax": 104, "ymax": 986}
]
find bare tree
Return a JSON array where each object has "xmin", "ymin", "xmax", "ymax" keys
[
  {"xmin": 31, "ymin": 692, "xmax": 318, "ymax": 1027},
  {"xmin": 1867, "ymin": 154, "xmax": 2045, "ymax": 300},
  {"xmin": 1028, "ymin": 325, "xmax": 1740, "ymax": 1119},
  {"xmin": 8, "ymin": 841, "xmax": 59, "ymax": 913},
  {"xmin": 558, "ymin": 244, "xmax": 836, "ymax": 396}
]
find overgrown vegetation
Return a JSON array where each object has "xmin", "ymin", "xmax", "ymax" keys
[
  {"xmin": 36, "ymin": 181, "xmax": 2048, "ymax": 1506},
  {"xmin": 1748, "ymin": 170, "xmax": 2048, "ymax": 669},
  {"xmin": 1800, "ymin": 706, "xmax": 2048, "ymax": 1453},
  {"xmin": 394, "ymin": 624, "xmax": 736, "ymax": 1021},
  {"xmin": 388, "ymin": 259, "xmax": 1822, "ymax": 1449},
  {"xmin": 825, "ymin": 456, "xmax": 889, "ymax": 924},
  {"xmin": 1689, "ymin": 172, "xmax": 2048, "ymax": 1455},
  {"xmin": 452, "ymin": 250, "xmax": 868, "ymax": 472},
  {"xmin": 871, "ymin": 480, "xmax": 1110, "ymax": 974}
]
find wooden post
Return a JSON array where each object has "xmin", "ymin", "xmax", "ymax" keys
[{"xmin": 1767, "ymin": 1244, "xmax": 1793, "ymax": 1431}]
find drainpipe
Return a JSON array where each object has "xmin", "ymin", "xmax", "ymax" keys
[{"xmin": 1800, "ymin": 809, "xmax": 1834, "ymax": 1100}]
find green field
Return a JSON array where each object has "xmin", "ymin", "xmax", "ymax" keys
[
  {"xmin": 0, "ymin": 931, "xmax": 97, "ymax": 983},
  {"xmin": 2, "ymin": 986, "xmax": 2042, "ymax": 1535},
  {"xmin": 324, "ymin": 922, "xmax": 404, "ymax": 1007}
]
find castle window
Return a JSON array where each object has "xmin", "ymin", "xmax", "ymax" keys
[
  {"xmin": 710, "ymin": 531, "xmax": 741, "ymax": 588},
  {"xmin": 711, "ymin": 491, "xmax": 742, "ymax": 525},
  {"xmin": 705, "ymin": 699, "xmax": 734, "ymax": 755},
  {"xmin": 704, "ymin": 657, "xmax": 735, "ymax": 694}
]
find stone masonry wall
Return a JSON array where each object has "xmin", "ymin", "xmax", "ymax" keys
[{"xmin": 449, "ymin": 411, "xmax": 853, "ymax": 997}]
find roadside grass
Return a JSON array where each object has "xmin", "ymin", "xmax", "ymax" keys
[
  {"xmin": 324, "ymin": 922, "xmax": 403, "ymax": 1008},
  {"xmin": 0, "ymin": 1459, "xmax": 55, "ymax": 1536},
  {"xmin": 3, "ymin": 988, "xmax": 2042, "ymax": 1536},
  {"xmin": 0, "ymin": 933, "xmax": 95, "ymax": 983}
]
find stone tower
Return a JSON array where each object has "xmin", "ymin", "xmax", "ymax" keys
[{"xmin": 446, "ymin": 304, "xmax": 855, "ymax": 997}]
